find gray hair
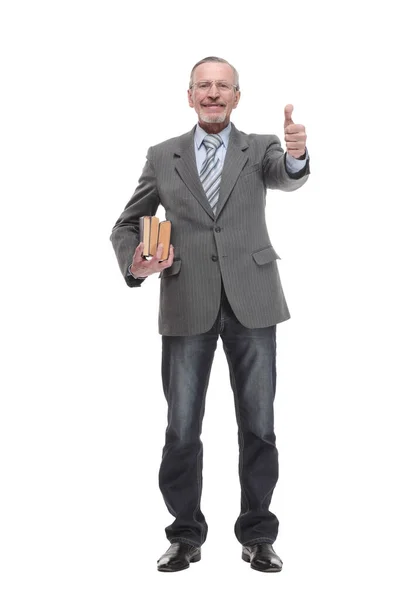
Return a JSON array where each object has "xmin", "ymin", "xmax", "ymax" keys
[{"xmin": 189, "ymin": 56, "xmax": 240, "ymax": 90}]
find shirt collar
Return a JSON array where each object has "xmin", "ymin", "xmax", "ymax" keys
[{"xmin": 195, "ymin": 122, "xmax": 232, "ymax": 149}]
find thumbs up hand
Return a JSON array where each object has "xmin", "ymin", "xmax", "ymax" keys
[{"xmin": 284, "ymin": 104, "xmax": 307, "ymax": 159}]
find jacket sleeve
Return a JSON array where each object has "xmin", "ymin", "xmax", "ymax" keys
[
  {"xmin": 110, "ymin": 147, "xmax": 161, "ymax": 288},
  {"xmin": 262, "ymin": 135, "xmax": 310, "ymax": 191}
]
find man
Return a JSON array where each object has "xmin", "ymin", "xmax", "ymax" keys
[{"xmin": 110, "ymin": 56, "xmax": 310, "ymax": 573}]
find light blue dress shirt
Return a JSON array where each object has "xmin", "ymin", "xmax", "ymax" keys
[
  {"xmin": 194, "ymin": 122, "xmax": 308, "ymax": 174},
  {"xmin": 194, "ymin": 122, "xmax": 232, "ymax": 173}
]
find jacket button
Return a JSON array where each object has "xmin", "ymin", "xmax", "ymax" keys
[
  {"xmin": 211, "ymin": 255, "xmax": 218, "ymax": 261},
  {"xmin": 215, "ymin": 226, "xmax": 221, "ymax": 233}
]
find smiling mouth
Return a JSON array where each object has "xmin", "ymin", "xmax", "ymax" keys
[{"xmin": 202, "ymin": 104, "xmax": 225, "ymax": 108}]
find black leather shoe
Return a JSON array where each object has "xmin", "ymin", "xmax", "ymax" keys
[
  {"xmin": 242, "ymin": 543, "xmax": 283, "ymax": 572},
  {"xmin": 157, "ymin": 542, "xmax": 201, "ymax": 572}
]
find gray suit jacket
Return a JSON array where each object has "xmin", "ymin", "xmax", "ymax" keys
[{"xmin": 110, "ymin": 123, "xmax": 310, "ymax": 335}]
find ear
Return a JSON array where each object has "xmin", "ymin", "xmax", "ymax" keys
[
  {"xmin": 187, "ymin": 88, "xmax": 194, "ymax": 108},
  {"xmin": 233, "ymin": 90, "xmax": 241, "ymax": 109}
]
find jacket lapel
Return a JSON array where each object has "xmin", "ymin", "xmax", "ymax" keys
[
  {"xmin": 173, "ymin": 123, "xmax": 249, "ymax": 220},
  {"xmin": 216, "ymin": 123, "xmax": 249, "ymax": 218},
  {"xmin": 174, "ymin": 127, "xmax": 215, "ymax": 220}
]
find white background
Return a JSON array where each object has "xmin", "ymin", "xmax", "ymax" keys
[{"xmin": 1, "ymin": 0, "xmax": 399, "ymax": 598}]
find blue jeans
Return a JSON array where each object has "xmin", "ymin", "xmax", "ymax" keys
[{"xmin": 159, "ymin": 281, "xmax": 279, "ymax": 547}]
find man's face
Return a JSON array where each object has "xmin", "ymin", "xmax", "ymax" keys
[{"xmin": 188, "ymin": 62, "xmax": 240, "ymax": 129}]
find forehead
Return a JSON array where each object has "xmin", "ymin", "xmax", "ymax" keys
[{"xmin": 193, "ymin": 62, "xmax": 235, "ymax": 82}]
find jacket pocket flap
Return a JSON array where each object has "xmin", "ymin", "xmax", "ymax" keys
[
  {"xmin": 252, "ymin": 246, "xmax": 281, "ymax": 265},
  {"xmin": 159, "ymin": 259, "xmax": 182, "ymax": 278}
]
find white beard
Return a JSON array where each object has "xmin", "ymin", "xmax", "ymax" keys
[{"xmin": 199, "ymin": 108, "xmax": 227, "ymax": 123}]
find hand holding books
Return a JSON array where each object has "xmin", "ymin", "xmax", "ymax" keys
[
  {"xmin": 129, "ymin": 215, "xmax": 173, "ymax": 278},
  {"xmin": 129, "ymin": 241, "xmax": 174, "ymax": 279}
]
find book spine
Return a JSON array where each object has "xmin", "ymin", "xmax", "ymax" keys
[{"xmin": 139, "ymin": 217, "xmax": 144, "ymax": 244}]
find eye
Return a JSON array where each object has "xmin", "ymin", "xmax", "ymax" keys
[
  {"xmin": 197, "ymin": 82, "xmax": 210, "ymax": 90},
  {"xmin": 219, "ymin": 83, "xmax": 230, "ymax": 90}
]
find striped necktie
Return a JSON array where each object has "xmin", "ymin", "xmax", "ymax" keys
[{"xmin": 200, "ymin": 134, "xmax": 223, "ymax": 214}]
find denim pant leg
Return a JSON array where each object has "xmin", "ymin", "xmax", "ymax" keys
[
  {"xmin": 160, "ymin": 324, "xmax": 219, "ymax": 547},
  {"xmin": 219, "ymin": 287, "xmax": 279, "ymax": 546}
]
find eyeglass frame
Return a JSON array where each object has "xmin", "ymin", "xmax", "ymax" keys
[{"xmin": 189, "ymin": 80, "xmax": 240, "ymax": 92}]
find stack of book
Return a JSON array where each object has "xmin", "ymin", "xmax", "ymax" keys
[{"xmin": 139, "ymin": 216, "xmax": 171, "ymax": 261}]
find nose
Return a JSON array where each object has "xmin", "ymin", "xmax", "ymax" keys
[{"xmin": 207, "ymin": 82, "xmax": 220, "ymax": 98}]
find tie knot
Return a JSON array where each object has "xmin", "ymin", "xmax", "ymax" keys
[{"xmin": 203, "ymin": 134, "xmax": 223, "ymax": 152}]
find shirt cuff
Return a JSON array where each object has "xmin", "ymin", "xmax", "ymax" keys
[{"xmin": 285, "ymin": 148, "xmax": 309, "ymax": 173}]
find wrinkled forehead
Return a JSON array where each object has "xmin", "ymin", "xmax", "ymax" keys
[{"xmin": 192, "ymin": 62, "xmax": 235, "ymax": 83}]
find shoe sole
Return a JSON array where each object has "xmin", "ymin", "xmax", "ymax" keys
[
  {"xmin": 157, "ymin": 552, "xmax": 201, "ymax": 572},
  {"xmin": 242, "ymin": 552, "xmax": 282, "ymax": 573}
]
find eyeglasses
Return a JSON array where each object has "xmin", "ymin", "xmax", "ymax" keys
[{"xmin": 190, "ymin": 80, "xmax": 239, "ymax": 92}]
